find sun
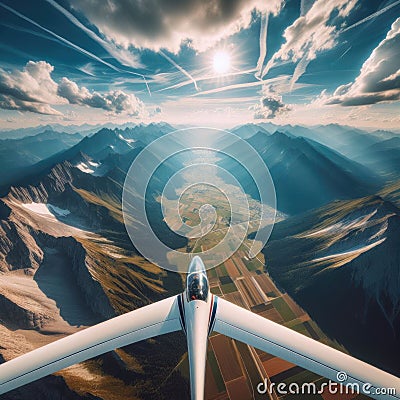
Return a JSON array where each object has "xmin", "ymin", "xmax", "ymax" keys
[{"xmin": 212, "ymin": 51, "xmax": 231, "ymax": 74}]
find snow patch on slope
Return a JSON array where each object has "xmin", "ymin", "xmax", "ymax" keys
[
  {"xmin": 312, "ymin": 238, "xmax": 386, "ymax": 262},
  {"xmin": 19, "ymin": 202, "xmax": 90, "ymax": 236},
  {"xmin": 302, "ymin": 209, "xmax": 378, "ymax": 238},
  {"xmin": 22, "ymin": 203, "xmax": 70, "ymax": 217},
  {"xmin": 76, "ymin": 161, "xmax": 100, "ymax": 174},
  {"xmin": 118, "ymin": 133, "xmax": 136, "ymax": 144}
]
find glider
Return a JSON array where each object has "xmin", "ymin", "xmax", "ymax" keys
[{"xmin": 0, "ymin": 256, "xmax": 399, "ymax": 399}]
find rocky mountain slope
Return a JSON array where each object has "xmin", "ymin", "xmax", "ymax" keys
[
  {"xmin": 0, "ymin": 125, "xmax": 187, "ymax": 399},
  {"xmin": 263, "ymin": 182, "xmax": 400, "ymax": 375}
]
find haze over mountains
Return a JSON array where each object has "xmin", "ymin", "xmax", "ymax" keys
[
  {"xmin": 0, "ymin": 122, "xmax": 170, "ymax": 140},
  {"xmin": 0, "ymin": 131, "xmax": 83, "ymax": 187},
  {"xmin": 245, "ymin": 130, "xmax": 379, "ymax": 214},
  {"xmin": 221, "ymin": 123, "xmax": 384, "ymax": 215},
  {"xmin": 0, "ymin": 121, "xmax": 399, "ymax": 398}
]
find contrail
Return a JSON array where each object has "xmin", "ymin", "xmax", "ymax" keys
[
  {"xmin": 262, "ymin": 0, "xmax": 314, "ymax": 80},
  {"xmin": 338, "ymin": 45, "xmax": 352, "ymax": 59},
  {"xmin": 255, "ymin": 12, "xmax": 269, "ymax": 79},
  {"xmin": 261, "ymin": 56, "xmax": 276, "ymax": 79},
  {"xmin": 290, "ymin": 55, "xmax": 310, "ymax": 91},
  {"xmin": 0, "ymin": 2, "xmax": 151, "ymax": 95},
  {"xmin": 156, "ymin": 68, "xmax": 257, "ymax": 93},
  {"xmin": 191, "ymin": 75, "xmax": 287, "ymax": 97},
  {"xmin": 341, "ymin": 0, "xmax": 400, "ymax": 33},
  {"xmin": 44, "ymin": 0, "xmax": 151, "ymax": 94},
  {"xmin": 159, "ymin": 50, "xmax": 199, "ymax": 91},
  {"xmin": 44, "ymin": 0, "xmax": 141, "ymax": 67}
]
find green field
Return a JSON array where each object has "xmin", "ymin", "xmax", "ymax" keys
[
  {"xmin": 245, "ymin": 258, "xmax": 262, "ymax": 272},
  {"xmin": 271, "ymin": 297, "xmax": 296, "ymax": 322},
  {"xmin": 221, "ymin": 282, "xmax": 238, "ymax": 294},
  {"xmin": 210, "ymin": 286, "xmax": 222, "ymax": 296},
  {"xmin": 217, "ymin": 264, "xmax": 228, "ymax": 276}
]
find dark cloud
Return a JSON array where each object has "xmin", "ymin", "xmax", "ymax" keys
[
  {"xmin": 0, "ymin": 97, "xmax": 60, "ymax": 115},
  {"xmin": 253, "ymin": 94, "xmax": 291, "ymax": 119},
  {"xmin": 325, "ymin": 17, "xmax": 400, "ymax": 107},
  {"xmin": 70, "ymin": 0, "xmax": 283, "ymax": 52},
  {"xmin": 149, "ymin": 106, "xmax": 162, "ymax": 116}
]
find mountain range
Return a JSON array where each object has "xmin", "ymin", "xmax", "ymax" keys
[
  {"xmin": 221, "ymin": 129, "xmax": 381, "ymax": 214},
  {"xmin": 0, "ymin": 130, "xmax": 83, "ymax": 187},
  {"xmin": 0, "ymin": 121, "xmax": 399, "ymax": 399}
]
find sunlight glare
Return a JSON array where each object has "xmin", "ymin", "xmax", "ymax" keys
[{"xmin": 213, "ymin": 51, "xmax": 231, "ymax": 74}]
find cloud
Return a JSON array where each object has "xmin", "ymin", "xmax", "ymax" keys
[
  {"xmin": 62, "ymin": 110, "xmax": 78, "ymax": 121},
  {"xmin": 69, "ymin": 0, "xmax": 283, "ymax": 53},
  {"xmin": 290, "ymin": 55, "xmax": 311, "ymax": 91},
  {"xmin": 150, "ymin": 106, "xmax": 162, "ymax": 117},
  {"xmin": 255, "ymin": 12, "xmax": 269, "ymax": 78},
  {"xmin": 0, "ymin": 61, "xmax": 64, "ymax": 115},
  {"xmin": 300, "ymin": 0, "xmax": 315, "ymax": 16},
  {"xmin": 58, "ymin": 78, "xmax": 145, "ymax": 116},
  {"xmin": 324, "ymin": 17, "xmax": 400, "ymax": 106},
  {"xmin": 262, "ymin": 0, "xmax": 358, "ymax": 79},
  {"xmin": 0, "ymin": 61, "xmax": 145, "ymax": 116},
  {"xmin": 252, "ymin": 87, "xmax": 291, "ymax": 119}
]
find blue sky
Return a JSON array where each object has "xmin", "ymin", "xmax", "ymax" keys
[{"xmin": 0, "ymin": 0, "xmax": 399, "ymax": 129}]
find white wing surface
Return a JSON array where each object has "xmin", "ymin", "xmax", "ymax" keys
[
  {"xmin": 213, "ymin": 297, "xmax": 400, "ymax": 400},
  {"xmin": 0, "ymin": 295, "xmax": 182, "ymax": 395}
]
